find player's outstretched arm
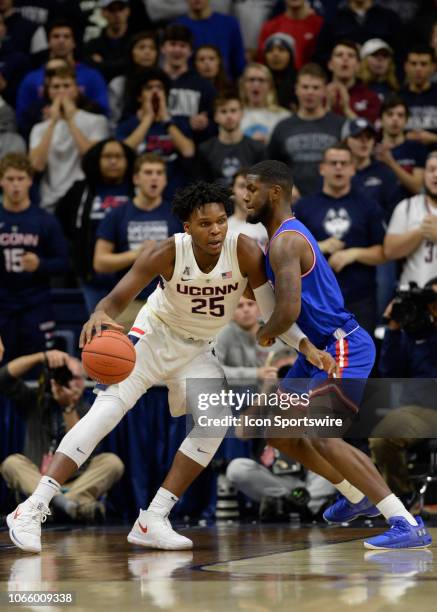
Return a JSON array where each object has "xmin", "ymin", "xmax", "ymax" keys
[{"xmin": 80, "ymin": 238, "xmax": 176, "ymax": 346}]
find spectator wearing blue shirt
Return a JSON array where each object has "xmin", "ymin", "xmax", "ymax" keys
[
  {"xmin": 161, "ymin": 24, "xmax": 217, "ymax": 144},
  {"xmin": 375, "ymin": 95, "xmax": 427, "ymax": 205},
  {"xmin": 343, "ymin": 118, "xmax": 399, "ymax": 220},
  {"xmin": 343, "ymin": 119, "xmax": 399, "ymax": 319},
  {"xmin": 93, "ymin": 153, "xmax": 182, "ymax": 330},
  {"xmin": 0, "ymin": 153, "xmax": 69, "ymax": 363},
  {"xmin": 16, "ymin": 19, "xmax": 109, "ymax": 131},
  {"xmin": 401, "ymin": 44, "xmax": 437, "ymax": 149},
  {"xmin": 117, "ymin": 67, "xmax": 195, "ymax": 201},
  {"xmin": 294, "ymin": 143, "xmax": 385, "ymax": 334},
  {"xmin": 176, "ymin": 0, "xmax": 245, "ymax": 81}
]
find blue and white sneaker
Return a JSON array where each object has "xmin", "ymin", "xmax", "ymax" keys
[
  {"xmin": 364, "ymin": 549, "xmax": 433, "ymax": 575},
  {"xmin": 364, "ymin": 516, "xmax": 432, "ymax": 550},
  {"xmin": 323, "ymin": 495, "xmax": 381, "ymax": 523}
]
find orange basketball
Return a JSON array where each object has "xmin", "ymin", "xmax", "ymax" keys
[{"xmin": 82, "ymin": 329, "xmax": 136, "ymax": 384}]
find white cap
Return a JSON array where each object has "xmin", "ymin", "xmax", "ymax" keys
[{"xmin": 360, "ymin": 39, "xmax": 393, "ymax": 60}]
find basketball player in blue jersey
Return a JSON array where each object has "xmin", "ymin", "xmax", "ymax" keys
[{"xmin": 244, "ymin": 160, "xmax": 432, "ymax": 550}]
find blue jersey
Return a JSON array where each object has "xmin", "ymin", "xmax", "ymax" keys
[
  {"xmin": 0, "ymin": 205, "xmax": 68, "ymax": 312},
  {"xmin": 265, "ymin": 217, "xmax": 355, "ymax": 347}
]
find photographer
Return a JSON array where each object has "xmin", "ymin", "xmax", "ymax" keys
[
  {"xmin": 0, "ymin": 350, "xmax": 124, "ymax": 521},
  {"xmin": 369, "ymin": 278, "xmax": 437, "ymax": 508}
]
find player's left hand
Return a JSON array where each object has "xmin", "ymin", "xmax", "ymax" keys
[
  {"xmin": 0, "ymin": 335, "xmax": 4, "ymax": 361},
  {"xmin": 21, "ymin": 252, "xmax": 40, "ymax": 272},
  {"xmin": 256, "ymin": 326, "xmax": 276, "ymax": 347},
  {"xmin": 299, "ymin": 338, "xmax": 339, "ymax": 376}
]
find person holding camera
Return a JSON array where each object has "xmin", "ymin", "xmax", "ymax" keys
[
  {"xmin": 369, "ymin": 278, "xmax": 437, "ymax": 508},
  {"xmin": 384, "ymin": 151, "xmax": 437, "ymax": 289},
  {"xmin": 0, "ymin": 350, "xmax": 124, "ymax": 521}
]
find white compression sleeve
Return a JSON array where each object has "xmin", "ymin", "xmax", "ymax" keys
[{"xmin": 253, "ymin": 282, "xmax": 307, "ymax": 350}]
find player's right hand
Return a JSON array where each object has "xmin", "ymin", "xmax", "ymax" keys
[
  {"xmin": 79, "ymin": 310, "xmax": 124, "ymax": 348},
  {"xmin": 299, "ymin": 339, "xmax": 339, "ymax": 377}
]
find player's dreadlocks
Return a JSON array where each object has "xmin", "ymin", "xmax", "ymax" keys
[{"xmin": 172, "ymin": 181, "xmax": 233, "ymax": 222}]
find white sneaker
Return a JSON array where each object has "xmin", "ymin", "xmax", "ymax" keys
[
  {"xmin": 7, "ymin": 499, "xmax": 51, "ymax": 553},
  {"xmin": 127, "ymin": 510, "xmax": 193, "ymax": 550}
]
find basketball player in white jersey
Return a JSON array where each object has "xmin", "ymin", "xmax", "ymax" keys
[{"xmin": 7, "ymin": 181, "xmax": 336, "ymax": 553}]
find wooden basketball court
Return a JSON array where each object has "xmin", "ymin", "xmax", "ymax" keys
[{"xmin": 1, "ymin": 521, "xmax": 437, "ymax": 611}]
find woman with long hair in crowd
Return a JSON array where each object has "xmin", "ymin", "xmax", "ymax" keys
[
  {"xmin": 55, "ymin": 138, "xmax": 136, "ymax": 312},
  {"xmin": 239, "ymin": 62, "xmax": 290, "ymax": 144},
  {"xmin": 109, "ymin": 30, "xmax": 159, "ymax": 124},
  {"xmin": 194, "ymin": 44, "xmax": 229, "ymax": 93}
]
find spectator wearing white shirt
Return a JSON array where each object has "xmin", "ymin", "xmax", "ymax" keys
[
  {"xmin": 239, "ymin": 63, "xmax": 290, "ymax": 145},
  {"xmin": 29, "ymin": 66, "xmax": 109, "ymax": 212},
  {"xmin": 384, "ymin": 152, "xmax": 437, "ymax": 288}
]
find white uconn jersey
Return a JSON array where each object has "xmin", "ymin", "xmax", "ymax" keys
[{"xmin": 146, "ymin": 233, "xmax": 247, "ymax": 340}]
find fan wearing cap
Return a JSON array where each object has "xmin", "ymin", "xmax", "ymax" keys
[
  {"xmin": 343, "ymin": 117, "xmax": 399, "ymax": 220},
  {"xmin": 83, "ymin": 1, "xmax": 132, "ymax": 82},
  {"xmin": 358, "ymin": 38, "xmax": 399, "ymax": 102},
  {"xmin": 257, "ymin": 0, "xmax": 323, "ymax": 70},
  {"xmin": 263, "ymin": 33, "xmax": 297, "ymax": 110}
]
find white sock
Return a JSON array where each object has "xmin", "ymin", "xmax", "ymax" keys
[
  {"xmin": 376, "ymin": 494, "xmax": 418, "ymax": 526},
  {"xmin": 147, "ymin": 487, "xmax": 178, "ymax": 517},
  {"xmin": 334, "ymin": 479, "xmax": 365, "ymax": 504},
  {"xmin": 30, "ymin": 476, "xmax": 61, "ymax": 508}
]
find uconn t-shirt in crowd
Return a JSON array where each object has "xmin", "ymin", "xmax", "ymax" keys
[
  {"xmin": 401, "ymin": 83, "xmax": 437, "ymax": 135},
  {"xmin": 0, "ymin": 205, "xmax": 68, "ymax": 310},
  {"xmin": 88, "ymin": 183, "xmax": 130, "ymax": 290},
  {"xmin": 293, "ymin": 191, "xmax": 385, "ymax": 302},
  {"xmin": 116, "ymin": 118, "xmax": 191, "ymax": 199},
  {"xmin": 96, "ymin": 199, "xmax": 181, "ymax": 299},
  {"xmin": 167, "ymin": 70, "xmax": 217, "ymax": 142},
  {"xmin": 352, "ymin": 159, "xmax": 399, "ymax": 220}
]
